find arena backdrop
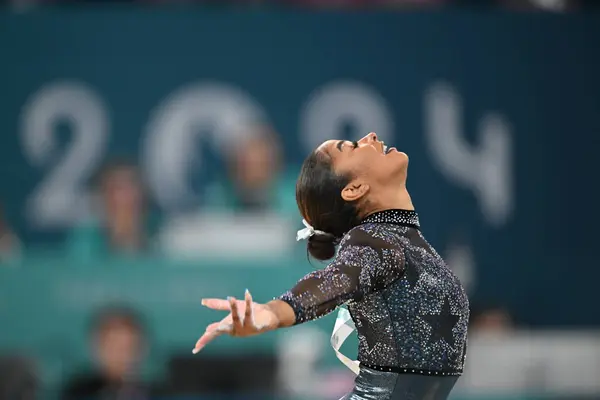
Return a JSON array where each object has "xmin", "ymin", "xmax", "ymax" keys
[{"xmin": 0, "ymin": 10, "xmax": 599, "ymax": 366}]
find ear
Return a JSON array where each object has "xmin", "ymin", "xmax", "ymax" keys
[{"xmin": 341, "ymin": 180, "xmax": 370, "ymax": 202}]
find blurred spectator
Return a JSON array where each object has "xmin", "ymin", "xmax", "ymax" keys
[
  {"xmin": 0, "ymin": 356, "xmax": 38, "ymax": 400},
  {"xmin": 498, "ymin": 0, "xmax": 581, "ymax": 11},
  {"xmin": 204, "ymin": 124, "xmax": 297, "ymax": 217},
  {"xmin": 383, "ymin": 0, "xmax": 450, "ymax": 6},
  {"xmin": 0, "ymin": 203, "xmax": 22, "ymax": 264},
  {"xmin": 65, "ymin": 160, "xmax": 158, "ymax": 260},
  {"xmin": 157, "ymin": 354, "xmax": 278, "ymax": 397},
  {"xmin": 6, "ymin": 0, "xmax": 599, "ymax": 10},
  {"xmin": 278, "ymin": 0, "xmax": 450, "ymax": 7},
  {"xmin": 61, "ymin": 306, "xmax": 150, "ymax": 400},
  {"xmin": 159, "ymin": 125, "xmax": 298, "ymax": 258},
  {"xmin": 470, "ymin": 304, "xmax": 514, "ymax": 335}
]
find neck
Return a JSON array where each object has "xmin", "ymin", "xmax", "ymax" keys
[{"xmin": 365, "ymin": 186, "xmax": 414, "ymax": 217}]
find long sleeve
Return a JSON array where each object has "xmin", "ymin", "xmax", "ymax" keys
[{"xmin": 278, "ymin": 226, "xmax": 405, "ymax": 325}]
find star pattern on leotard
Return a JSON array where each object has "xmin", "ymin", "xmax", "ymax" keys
[
  {"xmin": 419, "ymin": 298, "xmax": 460, "ymax": 349},
  {"xmin": 279, "ymin": 210, "xmax": 469, "ymax": 373},
  {"xmin": 354, "ymin": 312, "xmax": 387, "ymax": 352}
]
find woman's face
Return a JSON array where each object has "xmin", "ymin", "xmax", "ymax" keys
[
  {"xmin": 102, "ymin": 168, "xmax": 143, "ymax": 212},
  {"xmin": 94, "ymin": 321, "xmax": 143, "ymax": 380},
  {"xmin": 317, "ymin": 132, "xmax": 408, "ymax": 202}
]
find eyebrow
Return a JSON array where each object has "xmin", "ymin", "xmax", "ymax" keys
[{"xmin": 336, "ymin": 140, "xmax": 345, "ymax": 152}]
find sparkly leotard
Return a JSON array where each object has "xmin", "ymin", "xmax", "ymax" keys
[{"xmin": 279, "ymin": 209, "xmax": 469, "ymax": 399}]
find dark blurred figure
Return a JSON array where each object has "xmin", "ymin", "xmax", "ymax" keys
[
  {"xmin": 453, "ymin": 0, "xmax": 600, "ymax": 9},
  {"xmin": 65, "ymin": 160, "xmax": 157, "ymax": 260},
  {"xmin": 0, "ymin": 356, "xmax": 38, "ymax": 400},
  {"xmin": 281, "ymin": 0, "xmax": 444, "ymax": 7},
  {"xmin": 384, "ymin": 0, "xmax": 451, "ymax": 7},
  {"xmin": 156, "ymin": 354, "xmax": 278, "ymax": 397},
  {"xmin": 62, "ymin": 306, "xmax": 150, "ymax": 400},
  {"xmin": 204, "ymin": 125, "xmax": 297, "ymax": 216},
  {"xmin": 498, "ymin": 0, "xmax": 581, "ymax": 11},
  {"xmin": 0, "ymin": 203, "xmax": 22, "ymax": 264}
]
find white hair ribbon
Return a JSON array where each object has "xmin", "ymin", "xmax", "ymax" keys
[
  {"xmin": 331, "ymin": 307, "xmax": 360, "ymax": 375},
  {"xmin": 296, "ymin": 219, "xmax": 327, "ymax": 241}
]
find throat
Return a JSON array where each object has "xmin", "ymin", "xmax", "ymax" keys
[{"xmin": 364, "ymin": 187, "xmax": 414, "ymax": 217}]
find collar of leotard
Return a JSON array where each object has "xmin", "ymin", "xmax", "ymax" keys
[{"xmin": 359, "ymin": 209, "xmax": 420, "ymax": 229}]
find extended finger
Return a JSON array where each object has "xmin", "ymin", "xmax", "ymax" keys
[
  {"xmin": 244, "ymin": 289, "xmax": 254, "ymax": 327},
  {"xmin": 201, "ymin": 298, "xmax": 231, "ymax": 311},
  {"xmin": 229, "ymin": 297, "xmax": 242, "ymax": 332},
  {"xmin": 203, "ymin": 298, "xmax": 247, "ymax": 311},
  {"xmin": 193, "ymin": 326, "xmax": 229, "ymax": 354}
]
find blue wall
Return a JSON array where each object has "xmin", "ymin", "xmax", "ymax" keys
[{"xmin": 0, "ymin": 9, "xmax": 599, "ymax": 330}]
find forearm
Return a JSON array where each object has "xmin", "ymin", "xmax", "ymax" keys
[
  {"xmin": 266, "ymin": 299, "xmax": 297, "ymax": 328},
  {"xmin": 271, "ymin": 261, "xmax": 363, "ymax": 327}
]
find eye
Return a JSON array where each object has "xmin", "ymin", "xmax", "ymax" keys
[{"xmin": 352, "ymin": 141, "xmax": 359, "ymax": 149}]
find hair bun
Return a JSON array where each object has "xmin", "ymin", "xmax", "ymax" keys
[{"xmin": 307, "ymin": 231, "xmax": 338, "ymax": 261}]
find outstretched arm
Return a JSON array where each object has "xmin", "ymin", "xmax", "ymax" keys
[
  {"xmin": 277, "ymin": 258, "xmax": 364, "ymax": 325},
  {"xmin": 193, "ymin": 228, "xmax": 401, "ymax": 353},
  {"xmin": 192, "ymin": 261, "xmax": 361, "ymax": 354},
  {"xmin": 191, "ymin": 267, "xmax": 354, "ymax": 353}
]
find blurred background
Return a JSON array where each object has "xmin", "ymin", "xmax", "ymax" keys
[{"xmin": 0, "ymin": 0, "xmax": 599, "ymax": 399}]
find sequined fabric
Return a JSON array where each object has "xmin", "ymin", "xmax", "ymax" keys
[
  {"xmin": 340, "ymin": 365, "xmax": 459, "ymax": 400},
  {"xmin": 279, "ymin": 209, "xmax": 469, "ymax": 375}
]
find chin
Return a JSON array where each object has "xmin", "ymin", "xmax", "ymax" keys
[
  {"xmin": 392, "ymin": 151, "xmax": 409, "ymax": 181},
  {"xmin": 392, "ymin": 150, "xmax": 409, "ymax": 167}
]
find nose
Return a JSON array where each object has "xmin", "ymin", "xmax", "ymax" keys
[{"xmin": 358, "ymin": 132, "xmax": 378, "ymax": 145}]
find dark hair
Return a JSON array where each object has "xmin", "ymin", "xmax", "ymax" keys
[
  {"xmin": 93, "ymin": 157, "xmax": 139, "ymax": 190},
  {"xmin": 89, "ymin": 305, "xmax": 146, "ymax": 339},
  {"xmin": 296, "ymin": 150, "xmax": 361, "ymax": 261}
]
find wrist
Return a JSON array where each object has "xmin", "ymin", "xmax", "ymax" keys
[{"xmin": 266, "ymin": 299, "xmax": 296, "ymax": 328}]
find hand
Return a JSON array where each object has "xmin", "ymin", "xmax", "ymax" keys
[{"xmin": 192, "ymin": 289, "xmax": 279, "ymax": 354}]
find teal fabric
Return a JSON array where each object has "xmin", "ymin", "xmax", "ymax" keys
[
  {"xmin": 203, "ymin": 169, "xmax": 299, "ymax": 218},
  {"xmin": 65, "ymin": 214, "xmax": 161, "ymax": 261}
]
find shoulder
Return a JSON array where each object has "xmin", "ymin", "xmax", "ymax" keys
[
  {"xmin": 329, "ymin": 224, "xmax": 405, "ymax": 267},
  {"xmin": 339, "ymin": 223, "xmax": 403, "ymax": 250},
  {"xmin": 333, "ymin": 223, "xmax": 406, "ymax": 263},
  {"xmin": 328, "ymin": 224, "xmax": 407, "ymax": 292}
]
